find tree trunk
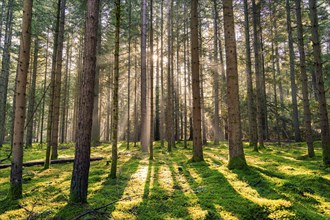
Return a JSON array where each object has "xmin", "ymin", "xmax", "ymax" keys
[
  {"xmin": 308, "ymin": 0, "xmax": 330, "ymax": 166},
  {"xmin": 126, "ymin": 0, "xmax": 131, "ymax": 149},
  {"xmin": 212, "ymin": 0, "xmax": 221, "ymax": 145},
  {"xmin": 45, "ymin": 0, "xmax": 61, "ymax": 169},
  {"xmin": 0, "ymin": 0, "xmax": 13, "ymax": 147},
  {"xmin": 191, "ymin": 0, "xmax": 203, "ymax": 162},
  {"xmin": 10, "ymin": 0, "xmax": 33, "ymax": 200},
  {"xmin": 70, "ymin": 0, "xmax": 100, "ymax": 203},
  {"xmin": 223, "ymin": 0, "xmax": 247, "ymax": 170},
  {"xmin": 166, "ymin": 0, "xmax": 174, "ymax": 152},
  {"xmin": 149, "ymin": 0, "xmax": 154, "ymax": 160},
  {"xmin": 51, "ymin": 0, "xmax": 67, "ymax": 160},
  {"xmin": 160, "ymin": 0, "xmax": 165, "ymax": 148},
  {"xmin": 243, "ymin": 0, "xmax": 258, "ymax": 150},
  {"xmin": 110, "ymin": 0, "xmax": 120, "ymax": 179},
  {"xmin": 295, "ymin": 0, "xmax": 314, "ymax": 157},
  {"xmin": 286, "ymin": 0, "xmax": 301, "ymax": 142},
  {"xmin": 183, "ymin": 2, "xmax": 188, "ymax": 149},
  {"xmin": 140, "ymin": 0, "xmax": 148, "ymax": 152},
  {"xmin": 252, "ymin": 0, "xmax": 264, "ymax": 150},
  {"xmin": 91, "ymin": 11, "xmax": 102, "ymax": 147},
  {"xmin": 26, "ymin": 38, "xmax": 39, "ymax": 148}
]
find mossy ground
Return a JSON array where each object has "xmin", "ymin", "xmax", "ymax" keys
[{"xmin": 0, "ymin": 141, "xmax": 329, "ymax": 219}]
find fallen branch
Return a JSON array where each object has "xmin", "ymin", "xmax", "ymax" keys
[
  {"xmin": 71, "ymin": 196, "xmax": 133, "ymax": 220},
  {"xmin": 0, "ymin": 157, "xmax": 103, "ymax": 169}
]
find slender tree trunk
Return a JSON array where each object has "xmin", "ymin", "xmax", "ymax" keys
[
  {"xmin": 10, "ymin": 0, "xmax": 33, "ymax": 199},
  {"xmin": 51, "ymin": 0, "xmax": 67, "ymax": 159},
  {"xmin": 149, "ymin": 0, "xmax": 154, "ymax": 160},
  {"xmin": 26, "ymin": 38, "xmax": 39, "ymax": 148},
  {"xmin": 70, "ymin": 0, "xmax": 99, "ymax": 203},
  {"xmin": 91, "ymin": 6, "xmax": 102, "ymax": 147},
  {"xmin": 183, "ymin": 2, "xmax": 188, "ymax": 148},
  {"xmin": 126, "ymin": 0, "xmax": 132, "ymax": 149},
  {"xmin": 286, "ymin": 0, "xmax": 301, "ymax": 142},
  {"xmin": 140, "ymin": 0, "xmax": 148, "ymax": 152},
  {"xmin": 134, "ymin": 41, "xmax": 138, "ymax": 147},
  {"xmin": 160, "ymin": 0, "xmax": 165, "ymax": 148},
  {"xmin": 155, "ymin": 15, "xmax": 160, "ymax": 141},
  {"xmin": 223, "ymin": 0, "xmax": 247, "ymax": 170},
  {"xmin": 295, "ymin": 0, "xmax": 314, "ymax": 156},
  {"xmin": 243, "ymin": 0, "xmax": 258, "ymax": 150},
  {"xmin": 45, "ymin": 0, "xmax": 61, "ymax": 169},
  {"xmin": 191, "ymin": 0, "xmax": 203, "ymax": 162},
  {"xmin": 110, "ymin": 0, "xmax": 120, "ymax": 178},
  {"xmin": 252, "ymin": 0, "xmax": 264, "ymax": 150},
  {"xmin": 212, "ymin": 0, "xmax": 221, "ymax": 145},
  {"xmin": 309, "ymin": 0, "xmax": 330, "ymax": 166},
  {"xmin": 0, "ymin": 0, "xmax": 13, "ymax": 147},
  {"xmin": 40, "ymin": 33, "xmax": 49, "ymax": 146},
  {"xmin": 166, "ymin": 0, "xmax": 174, "ymax": 152},
  {"xmin": 0, "ymin": 0, "xmax": 5, "ymax": 49}
]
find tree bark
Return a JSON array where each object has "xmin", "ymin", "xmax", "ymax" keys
[
  {"xmin": 10, "ymin": 0, "xmax": 33, "ymax": 200},
  {"xmin": 149, "ymin": 0, "xmax": 154, "ymax": 160},
  {"xmin": 26, "ymin": 38, "xmax": 39, "ymax": 148},
  {"xmin": 110, "ymin": 0, "xmax": 120, "ymax": 179},
  {"xmin": 286, "ymin": 0, "xmax": 301, "ymax": 142},
  {"xmin": 308, "ymin": 0, "xmax": 330, "ymax": 166},
  {"xmin": 295, "ymin": 0, "xmax": 314, "ymax": 157},
  {"xmin": 126, "ymin": 0, "xmax": 132, "ymax": 149},
  {"xmin": 140, "ymin": 0, "xmax": 148, "ymax": 152},
  {"xmin": 223, "ymin": 0, "xmax": 247, "ymax": 169},
  {"xmin": 0, "ymin": 0, "xmax": 13, "ymax": 147},
  {"xmin": 243, "ymin": 0, "xmax": 258, "ymax": 150},
  {"xmin": 70, "ymin": 0, "xmax": 99, "ymax": 203},
  {"xmin": 191, "ymin": 0, "xmax": 203, "ymax": 162}
]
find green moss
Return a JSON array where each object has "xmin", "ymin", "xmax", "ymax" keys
[{"xmin": 227, "ymin": 156, "xmax": 248, "ymax": 170}]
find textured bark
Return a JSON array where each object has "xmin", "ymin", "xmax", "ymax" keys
[
  {"xmin": 160, "ymin": 0, "xmax": 165, "ymax": 148},
  {"xmin": 286, "ymin": 0, "xmax": 301, "ymax": 142},
  {"xmin": 166, "ymin": 0, "xmax": 174, "ymax": 152},
  {"xmin": 51, "ymin": 0, "xmax": 67, "ymax": 160},
  {"xmin": 252, "ymin": 0, "xmax": 264, "ymax": 149},
  {"xmin": 26, "ymin": 39, "xmax": 39, "ymax": 148},
  {"xmin": 140, "ymin": 0, "xmax": 148, "ymax": 152},
  {"xmin": 110, "ymin": 0, "xmax": 120, "ymax": 178},
  {"xmin": 295, "ymin": 0, "xmax": 314, "ymax": 157},
  {"xmin": 70, "ymin": 0, "xmax": 99, "ymax": 204},
  {"xmin": 91, "ymin": 6, "xmax": 102, "ymax": 147},
  {"xmin": 212, "ymin": 0, "xmax": 221, "ymax": 145},
  {"xmin": 149, "ymin": 0, "xmax": 154, "ymax": 160},
  {"xmin": 45, "ymin": 0, "xmax": 61, "ymax": 169},
  {"xmin": 243, "ymin": 0, "xmax": 258, "ymax": 150},
  {"xmin": 223, "ymin": 0, "xmax": 247, "ymax": 170},
  {"xmin": 309, "ymin": 0, "xmax": 330, "ymax": 166},
  {"xmin": 126, "ymin": 0, "xmax": 132, "ymax": 149},
  {"xmin": 191, "ymin": 0, "xmax": 203, "ymax": 162},
  {"xmin": 0, "ymin": 0, "xmax": 13, "ymax": 147},
  {"xmin": 10, "ymin": 0, "xmax": 33, "ymax": 200},
  {"xmin": 183, "ymin": 3, "xmax": 188, "ymax": 149}
]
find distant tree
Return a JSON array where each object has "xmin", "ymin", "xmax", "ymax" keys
[
  {"xmin": 10, "ymin": 0, "xmax": 33, "ymax": 199},
  {"xmin": 149, "ymin": 0, "xmax": 154, "ymax": 160},
  {"xmin": 70, "ymin": 0, "xmax": 100, "ymax": 203}
]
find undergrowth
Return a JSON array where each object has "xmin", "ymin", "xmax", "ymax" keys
[{"xmin": 0, "ymin": 141, "xmax": 329, "ymax": 219}]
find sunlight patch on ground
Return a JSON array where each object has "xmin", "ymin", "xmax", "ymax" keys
[
  {"xmin": 214, "ymin": 204, "xmax": 239, "ymax": 220},
  {"xmin": 157, "ymin": 164, "xmax": 174, "ymax": 193},
  {"xmin": 111, "ymin": 158, "xmax": 149, "ymax": 219}
]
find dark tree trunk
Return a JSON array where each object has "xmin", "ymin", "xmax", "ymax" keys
[
  {"xmin": 70, "ymin": 0, "xmax": 100, "ymax": 203},
  {"xmin": 149, "ymin": 0, "xmax": 154, "ymax": 160},
  {"xmin": 191, "ymin": 0, "xmax": 203, "ymax": 162}
]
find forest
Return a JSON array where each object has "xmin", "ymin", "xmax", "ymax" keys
[{"xmin": 0, "ymin": 0, "xmax": 329, "ymax": 219}]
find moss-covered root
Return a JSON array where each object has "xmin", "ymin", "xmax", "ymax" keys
[{"xmin": 227, "ymin": 156, "xmax": 248, "ymax": 170}]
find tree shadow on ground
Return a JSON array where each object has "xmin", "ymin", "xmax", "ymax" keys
[
  {"xmin": 137, "ymin": 158, "xmax": 191, "ymax": 219},
  {"xmin": 55, "ymin": 152, "xmax": 141, "ymax": 219},
  {"xmin": 173, "ymin": 153, "xmax": 268, "ymax": 220}
]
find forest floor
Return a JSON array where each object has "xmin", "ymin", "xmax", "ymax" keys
[{"xmin": 0, "ymin": 141, "xmax": 330, "ymax": 219}]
